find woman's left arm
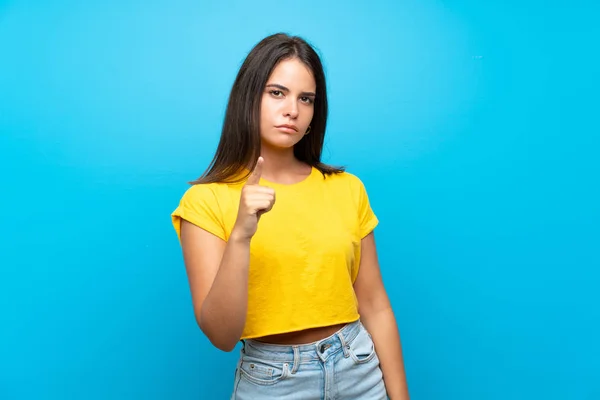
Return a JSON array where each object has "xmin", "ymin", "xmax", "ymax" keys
[{"xmin": 354, "ymin": 231, "xmax": 410, "ymax": 400}]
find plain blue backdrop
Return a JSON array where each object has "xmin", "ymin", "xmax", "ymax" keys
[{"xmin": 1, "ymin": 0, "xmax": 598, "ymax": 399}]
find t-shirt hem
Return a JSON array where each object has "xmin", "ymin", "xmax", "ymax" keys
[
  {"xmin": 360, "ymin": 216, "xmax": 379, "ymax": 239},
  {"xmin": 239, "ymin": 315, "xmax": 361, "ymax": 341}
]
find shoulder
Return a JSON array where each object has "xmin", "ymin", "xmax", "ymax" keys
[
  {"xmin": 338, "ymin": 171, "xmax": 366, "ymax": 186},
  {"xmin": 172, "ymin": 182, "xmax": 241, "ymax": 242},
  {"xmin": 178, "ymin": 181, "xmax": 241, "ymax": 204},
  {"xmin": 320, "ymin": 170, "xmax": 369, "ymax": 192},
  {"xmin": 181, "ymin": 182, "xmax": 216, "ymax": 198},
  {"xmin": 318, "ymin": 170, "xmax": 378, "ymax": 234},
  {"xmin": 313, "ymin": 170, "xmax": 375, "ymax": 211}
]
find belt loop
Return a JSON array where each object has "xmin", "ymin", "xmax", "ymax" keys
[
  {"xmin": 291, "ymin": 346, "xmax": 300, "ymax": 374},
  {"xmin": 337, "ymin": 332, "xmax": 350, "ymax": 357}
]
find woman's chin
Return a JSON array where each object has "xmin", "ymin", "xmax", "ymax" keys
[{"xmin": 262, "ymin": 136, "xmax": 301, "ymax": 150}]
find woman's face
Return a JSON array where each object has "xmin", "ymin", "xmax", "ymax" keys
[{"xmin": 259, "ymin": 58, "xmax": 316, "ymax": 150}]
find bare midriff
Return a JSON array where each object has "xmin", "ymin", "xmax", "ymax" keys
[{"xmin": 252, "ymin": 323, "xmax": 348, "ymax": 345}]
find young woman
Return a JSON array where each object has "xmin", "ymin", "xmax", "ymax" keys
[{"xmin": 171, "ymin": 33, "xmax": 410, "ymax": 399}]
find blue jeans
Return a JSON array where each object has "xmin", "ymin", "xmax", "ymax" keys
[{"xmin": 230, "ymin": 320, "xmax": 387, "ymax": 399}]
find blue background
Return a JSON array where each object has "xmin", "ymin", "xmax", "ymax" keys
[{"xmin": 1, "ymin": 0, "xmax": 598, "ymax": 399}]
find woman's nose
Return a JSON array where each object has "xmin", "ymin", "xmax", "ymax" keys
[{"xmin": 284, "ymin": 101, "xmax": 299, "ymax": 118}]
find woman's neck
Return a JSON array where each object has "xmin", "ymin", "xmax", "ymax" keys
[{"xmin": 258, "ymin": 145, "xmax": 311, "ymax": 184}]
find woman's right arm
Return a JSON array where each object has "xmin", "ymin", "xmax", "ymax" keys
[
  {"xmin": 179, "ymin": 157, "xmax": 274, "ymax": 352},
  {"xmin": 180, "ymin": 220, "xmax": 252, "ymax": 352}
]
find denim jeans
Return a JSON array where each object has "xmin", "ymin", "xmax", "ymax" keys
[{"xmin": 230, "ymin": 320, "xmax": 387, "ymax": 399}]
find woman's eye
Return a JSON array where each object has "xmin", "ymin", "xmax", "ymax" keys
[
  {"xmin": 301, "ymin": 97, "xmax": 314, "ymax": 104},
  {"xmin": 271, "ymin": 90, "xmax": 283, "ymax": 97}
]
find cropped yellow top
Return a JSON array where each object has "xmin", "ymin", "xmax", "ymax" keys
[{"xmin": 171, "ymin": 167, "xmax": 379, "ymax": 340}]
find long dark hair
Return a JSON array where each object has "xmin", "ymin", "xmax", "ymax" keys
[{"xmin": 190, "ymin": 33, "xmax": 345, "ymax": 185}]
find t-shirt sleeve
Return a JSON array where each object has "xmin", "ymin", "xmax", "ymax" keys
[
  {"xmin": 356, "ymin": 177, "xmax": 379, "ymax": 238},
  {"xmin": 171, "ymin": 184, "xmax": 226, "ymax": 242}
]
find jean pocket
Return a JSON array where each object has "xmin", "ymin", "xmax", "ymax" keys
[
  {"xmin": 348, "ymin": 325, "xmax": 378, "ymax": 365},
  {"xmin": 239, "ymin": 356, "xmax": 290, "ymax": 386}
]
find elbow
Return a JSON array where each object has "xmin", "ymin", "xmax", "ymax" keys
[
  {"xmin": 196, "ymin": 310, "xmax": 240, "ymax": 353},
  {"xmin": 211, "ymin": 338, "xmax": 238, "ymax": 353},
  {"xmin": 204, "ymin": 327, "xmax": 239, "ymax": 352},
  {"xmin": 358, "ymin": 300, "xmax": 394, "ymax": 321}
]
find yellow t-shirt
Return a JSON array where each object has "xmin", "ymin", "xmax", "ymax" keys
[{"xmin": 171, "ymin": 167, "xmax": 379, "ymax": 340}]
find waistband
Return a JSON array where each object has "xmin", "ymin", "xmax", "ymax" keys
[{"xmin": 241, "ymin": 320, "xmax": 363, "ymax": 364}]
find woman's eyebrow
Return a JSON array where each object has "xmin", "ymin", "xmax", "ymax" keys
[{"xmin": 266, "ymin": 83, "xmax": 316, "ymax": 97}]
